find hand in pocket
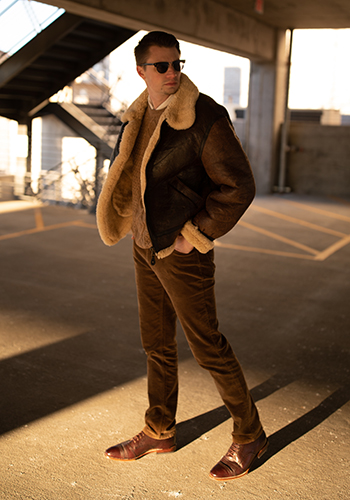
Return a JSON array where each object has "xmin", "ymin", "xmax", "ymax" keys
[{"xmin": 174, "ymin": 234, "xmax": 194, "ymax": 254}]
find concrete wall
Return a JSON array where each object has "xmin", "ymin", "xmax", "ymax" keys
[{"xmin": 287, "ymin": 122, "xmax": 350, "ymax": 197}]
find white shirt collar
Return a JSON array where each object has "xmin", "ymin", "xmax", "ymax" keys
[{"xmin": 148, "ymin": 95, "xmax": 174, "ymax": 110}]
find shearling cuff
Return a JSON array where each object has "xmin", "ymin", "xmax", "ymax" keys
[
  {"xmin": 181, "ymin": 220, "xmax": 214, "ymax": 254},
  {"xmin": 156, "ymin": 242, "xmax": 177, "ymax": 260}
]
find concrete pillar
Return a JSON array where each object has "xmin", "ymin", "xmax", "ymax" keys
[
  {"xmin": 91, "ymin": 147, "xmax": 104, "ymax": 213},
  {"xmin": 25, "ymin": 118, "xmax": 34, "ymax": 195},
  {"xmin": 246, "ymin": 30, "xmax": 290, "ymax": 194}
]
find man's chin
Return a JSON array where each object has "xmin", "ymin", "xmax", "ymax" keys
[{"xmin": 165, "ymin": 85, "xmax": 180, "ymax": 95}]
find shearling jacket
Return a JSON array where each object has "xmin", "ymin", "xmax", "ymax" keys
[{"xmin": 96, "ymin": 74, "xmax": 255, "ymax": 259}]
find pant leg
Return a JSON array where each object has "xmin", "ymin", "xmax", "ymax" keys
[
  {"xmin": 133, "ymin": 243, "xmax": 178, "ymax": 439},
  {"xmin": 147, "ymin": 246, "xmax": 263, "ymax": 444}
]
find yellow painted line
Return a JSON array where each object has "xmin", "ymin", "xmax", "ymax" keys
[
  {"xmin": 285, "ymin": 200, "xmax": 350, "ymax": 223},
  {"xmin": 215, "ymin": 241, "xmax": 315, "ymax": 260},
  {"xmin": 35, "ymin": 207, "xmax": 45, "ymax": 229},
  {"xmin": 239, "ymin": 220, "xmax": 319, "ymax": 255},
  {"xmin": 313, "ymin": 235, "xmax": 350, "ymax": 261},
  {"xmin": 251, "ymin": 204, "xmax": 347, "ymax": 237},
  {"xmin": 0, "ymin": 227, "xmax": 42, "ymax": 241},
  {"xmin": 0, "ymin": 221, "xmax": 84, "ymax": 241}
]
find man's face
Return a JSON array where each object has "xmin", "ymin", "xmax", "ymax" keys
[{"xmin": 137, "ymin": 45, "xmax": 182, "ymax": 107}]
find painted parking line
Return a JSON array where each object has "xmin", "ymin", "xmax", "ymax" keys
[
  {"xmin": 285, "ymin": 200, "xmax": 350, "ymax": 223},
  {"xmin": 314, "ymin": 235, "xmax": 350, "ymax": 261},
  {"xmin": 0, "ymin": 206, "xmax": 93, "ymax": 241},
  {"xmin": 215, "ymin": 200, "xmax": 350, "ymax": 261},
  {"xmin": 0, "ymin": 220, "xmax": 85, "ymax": 241},
  {"xmin": 214, "ymin": 240, "xmax": 316, "ymax": 260},
  {"xmin": 1, "ymin": 204, "xmax": 349, "ymax": 261},
  {"xmin": 239, "ymin": 220, "xmax": 319, "ymax": 255},
  {"xmin": 0, "ymin": 208, "xmax": 98, "ymax": 241},
  {"xmin": 250, "ymin": 205, "xmax": 347, "ymax": 238},
  {"xmin": 34, "ymin": 207, "xmax": 45, "ymax": 230}
]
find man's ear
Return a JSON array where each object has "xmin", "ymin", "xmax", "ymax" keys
[{"xmin": 137, "ymin": 65, "xmax": 146, "ymax": 80}]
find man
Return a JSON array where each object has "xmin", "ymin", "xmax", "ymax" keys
[{"xmin": 96, "ymin": 31, "xmax": 268, "ymax": 481}]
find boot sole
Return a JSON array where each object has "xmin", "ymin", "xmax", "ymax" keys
[{"xmin": 105, "ymin": 445, "xmax": 176, "ymax": 462}]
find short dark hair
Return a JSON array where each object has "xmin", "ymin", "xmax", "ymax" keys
[{"xmin": 134, "ymin": 31, "xmax": 180, "ymax": 65}]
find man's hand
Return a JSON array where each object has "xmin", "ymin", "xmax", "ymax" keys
[{"xmin": 174, "ymin": 234, "xmax": 194, "ymax": 254}]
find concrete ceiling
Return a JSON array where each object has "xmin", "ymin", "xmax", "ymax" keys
[
  {"xmin": 38, "ymin": 0, "xmax": 350, "ymax": 31},
  {"xmin": 218, "ymin": 0, "xmax": 350, "ymax": 29},
  {"xmin": 35, "ymin": 0, "xmax": 350, "ymax": 62}
]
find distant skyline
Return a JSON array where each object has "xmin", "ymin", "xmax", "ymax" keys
[
  {"xmin": 1, "ymin": 1, "xmax": 350, "ymax": 115},
  {"xmin": 109, "ymin": 29, "xmax": 350, "ymax": 116}
]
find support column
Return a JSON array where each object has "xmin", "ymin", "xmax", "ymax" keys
[
  {"xmin": 91, "ymin": 147, "xmax": 104, "ymax": 213},
  {"xmin": 25, "ymin": 118, "xmax": 34, "ymax": 195},
  {"xmin": 246, "ymin": 30, "xmax": 291, "ymax": 194}
]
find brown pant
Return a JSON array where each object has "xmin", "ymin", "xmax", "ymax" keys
[{"xmin": 133, "ymin": 242, "xmax": 263, "ymax": 443}]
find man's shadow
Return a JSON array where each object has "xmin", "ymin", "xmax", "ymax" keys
[
  {"xmin": 250, "ymin": 383, "xmax": 350, "ymax": 473},
  {"xmin": 176, "ymin": 373, "xmax": 350, "ymax": 473}
]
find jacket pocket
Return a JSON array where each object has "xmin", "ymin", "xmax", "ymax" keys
[{"xmin": 170, "ymin": 177, "xmax": 203, "ymax": 207}]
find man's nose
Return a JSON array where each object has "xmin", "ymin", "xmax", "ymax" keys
[{"xmin": 166, "ymin": 63, "xmax": 177, "ymax": 76}]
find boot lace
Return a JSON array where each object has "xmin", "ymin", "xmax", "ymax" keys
[{"xmin": 131, "ymin": 431, "xmax": 145, "ymax": 444}]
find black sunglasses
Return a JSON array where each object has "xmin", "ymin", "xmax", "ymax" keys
[{"xmin": 141, "ymin": 60, "xmax": 185, "ymax": 74}]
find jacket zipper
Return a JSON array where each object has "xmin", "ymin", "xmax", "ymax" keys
[{"xmin": 151, "ymin": 247, "xmax": 156, "ymax": 266}]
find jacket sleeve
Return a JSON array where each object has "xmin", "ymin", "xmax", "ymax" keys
[{"xmin": 192, "ymin": 116, "xmax": 256, "ymax": 240}]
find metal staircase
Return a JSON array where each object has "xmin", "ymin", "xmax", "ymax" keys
[
  {"xmin": 36, "ymin": 101, "xmax": 117, "ymax": 158},
  {"xmin": 0, "ymin": 6, "xmax": 136, "ymax": 207},
  {"xmin": 0, "ymin": 11, "xmax": 136, "ymax": 123},
  {"xmin": 75, "ymin": 103, "xmax": 122, "ymax": 146}
]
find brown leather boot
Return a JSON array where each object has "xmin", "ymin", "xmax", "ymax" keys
[
  {"xmin": 105, "ymin": 431, "xmax": 176, "ymax": 461},
  {"xmin": 209, "ymin": 431, "xmax": 268, "ymax": 480}
]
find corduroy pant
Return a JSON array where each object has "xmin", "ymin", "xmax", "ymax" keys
[{"xmin": 133, "ymin": 241, "xmax": 263, "ymax": 444}]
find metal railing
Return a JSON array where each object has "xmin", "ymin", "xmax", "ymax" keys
[
  {"xmin": 35, "ymin": 153, "xmax": 107, "ymax": 210},
  {"xmin": 0, "ymin": 0, "xmax": 64, "ymax": 64}
]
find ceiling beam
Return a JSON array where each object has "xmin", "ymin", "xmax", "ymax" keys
[{"xmin": 37, "ymin": 0, "xmax": 276, "ymax": 61}]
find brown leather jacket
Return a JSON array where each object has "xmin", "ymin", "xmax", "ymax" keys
[{"xmin": 96, "ymin": 74, "xmax": 255, "ymax": 258}]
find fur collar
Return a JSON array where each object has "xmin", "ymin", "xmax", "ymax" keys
[{"xmin": 122, "ymin": 73, "xmax": 199, "ymax": 130}]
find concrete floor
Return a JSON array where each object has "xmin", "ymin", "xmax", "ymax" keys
[{"xmin": 0, "ymin": 194, "xmax": 349, "ymax": 500}]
